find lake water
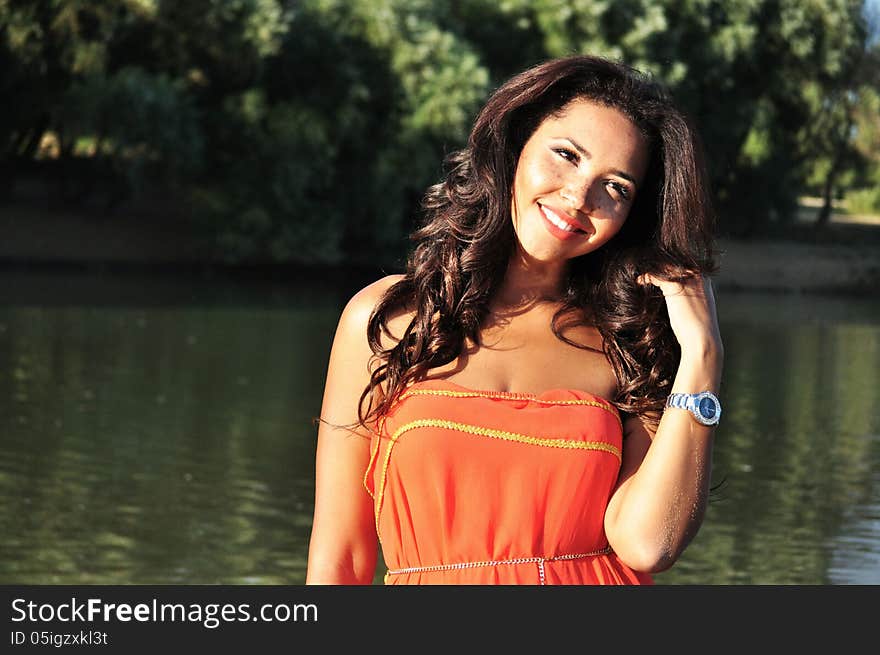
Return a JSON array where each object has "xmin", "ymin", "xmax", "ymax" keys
[{"xmin": 0, "ymin": 271, "xmax": 878, "ymax": 584}]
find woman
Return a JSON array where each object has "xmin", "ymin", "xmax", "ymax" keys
[{"xmin": 306, "ymin": 55, "xmax": 723, "ymax": 585}]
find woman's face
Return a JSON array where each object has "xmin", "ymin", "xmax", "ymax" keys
[{"xmin": 510, "ymin": 98, "xmax": 649, "ymax": 264}]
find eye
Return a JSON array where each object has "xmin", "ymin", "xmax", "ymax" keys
[
  {"xmin": 552, "ymin": 147, "xmax": 579, "ymax": 164},
  {"xmin": 606, "ymin": 181, "xmax": 631, "ymax": 201}
]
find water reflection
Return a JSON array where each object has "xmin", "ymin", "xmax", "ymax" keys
[
  {"xmin": 0, "ymin": 277, "xmax": 877, "ymax": 584},
  {"xmin": 654, "ymin": 293, "xmax": 880, "ymax": 584},
  {"xmin": 0, "ymin": 274, "xmax": 348, "ymax": 583}
]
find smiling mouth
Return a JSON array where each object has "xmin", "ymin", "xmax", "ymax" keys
[{"xmin": 540, "ymin": 205, "xmax": 586, "ymax": 234}]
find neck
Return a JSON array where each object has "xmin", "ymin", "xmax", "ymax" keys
[{"xmin": 493, "ymin": 246, "xmax": 568, "ymax": 311}]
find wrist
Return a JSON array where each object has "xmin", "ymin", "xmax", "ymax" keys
[
  {"xmin": 674, "ymin": 348, "xmax": 723, "ymax": 393},
  {"xmin": 679, "ymin": 340, "xmax": 724, "ymax": 364}
]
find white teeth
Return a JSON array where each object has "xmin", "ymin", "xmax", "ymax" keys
[{"xmin": 543, "ymin": 207, "xmax": 579, "ymax": 232}]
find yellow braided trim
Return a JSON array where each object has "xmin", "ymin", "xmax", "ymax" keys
[
  {"xmin": 363, "ymin": 438, "xmax": 380, "ymax": 500},
  {"xmin": 363, "ymin": 414, "xmax": 390, "ymax": 500},
  {"xmin": 397, "ymin": 388, "xmax": 622, "ymax": 428},
  {"xmin": 373, "ymin": 418, "xmax": 621, "ymax": 534},
  {"xmin": 396, "ymin": 419, "xmax": 622, "ymax": 454}
]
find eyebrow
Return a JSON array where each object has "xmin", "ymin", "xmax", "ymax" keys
[{"xmin": 560, "ymin": 137, "xmax": 639, "ymax": 187}]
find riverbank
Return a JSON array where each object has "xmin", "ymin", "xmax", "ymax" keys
[
  {"xmin": 714, "ymin": 235, "xmax": 880, "ymax": 295},
  {"xmin": 1, "ymin": 199, "xmax": 878, "ymax": 294}
]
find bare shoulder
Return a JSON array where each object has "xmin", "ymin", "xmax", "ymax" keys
[
  {"xmin": 339, "ymin": 274, "xmax": 412, "ymax": 348},
  {"xmin": 320, "ymin": 275, "xmax": 407, "ymax": 424},
  {"xmin": 341, "ymin": 274, "xmax": 405, "ymax": 322}
]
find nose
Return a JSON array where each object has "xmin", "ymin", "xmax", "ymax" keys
[{"xmin": 561, "ymin": 174, "xmax": 600, "ymax": 214}]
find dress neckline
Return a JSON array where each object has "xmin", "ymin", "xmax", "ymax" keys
[{"xmin": 408, "ymin": 377, "xmax": 616, "ymax": 407}]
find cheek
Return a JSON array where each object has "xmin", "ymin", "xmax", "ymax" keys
[
  {"xmin": 594, "ymin": 193, "xmax": 633, "ymax": 222},
  {"xmin": 590, "ymin": 203, "xmax": 631, "ymax": 244},
  {"xmin": 516, "ymin": 153, "xmax": 562, "ymax": 196},
  {"xmin": 608, "ymin": 208, "xmax": 629, "ymax": 234},
  {"xmin": 607, "ymin": 209, "xmax": 634, "ymax": 242}
]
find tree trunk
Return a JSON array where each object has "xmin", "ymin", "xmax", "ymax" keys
[
  {"xmin": 816, "ymin": 168, "xmax": 835, "ymax": 226},
  {"xmin": 816, "ymin": 111, "xmax": 855, "ymax": 227}
]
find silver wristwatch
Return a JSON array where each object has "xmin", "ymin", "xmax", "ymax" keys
[{"xmin": 665, "ymin": 391, "xmax": 721, "ymax": 426}]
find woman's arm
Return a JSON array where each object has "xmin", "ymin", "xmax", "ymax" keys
[
  {"xmin": 305, "ymin": 275, "xmax": 402, "ymax": 584},
  {"xmin": 603, "ymin": 274, "xmax": 723, "ymax": 573}
]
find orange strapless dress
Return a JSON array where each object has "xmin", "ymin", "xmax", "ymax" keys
[{"xmin": 364, "ymin": 378, "xmax": 653, "ymax": 585}]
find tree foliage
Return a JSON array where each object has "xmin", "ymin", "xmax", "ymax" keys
[{"xmin": 0, "ymin": 0, "xmax": 876, "ymax": 263}]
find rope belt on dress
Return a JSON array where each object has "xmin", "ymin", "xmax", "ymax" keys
[{"xmin": 385, "ymin": 546, "xmax": 613, "ymax": 585}]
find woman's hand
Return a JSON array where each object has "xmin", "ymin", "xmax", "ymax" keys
[
  {"xmin": 637, "ymin": 273, "xmax": 723, "ymax": 360},
  {"xmin": 605, "ymin": 273, "xmax": 724, "ymax": 571}
]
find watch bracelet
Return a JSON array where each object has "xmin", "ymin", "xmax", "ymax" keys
[{"xmin": 665, "ymin": 391, "xmax": 721, "ymax": 425}]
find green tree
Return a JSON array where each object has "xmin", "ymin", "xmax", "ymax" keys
[
  {"xmin": 190, "ymin": 6, "xmax": 401, "ymax": 264},
  {"xmin": 796, "ymin": 7, "xmax": 876, "ymax": 224},
  {"xmin": 475, "ymin": 0, "xmax": 870, "ymax": 235},
  {"xmin": 0, "ymin": 0, "xmax": 204, "ymax": 204},
  {"xmin": 2, "ymin": 0, "xmax": 875, "ymax": 264}
]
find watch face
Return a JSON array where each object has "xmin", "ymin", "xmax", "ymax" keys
[{"xmin": 698, "ymin": 396, "xmax": 718, "ymax": 421}]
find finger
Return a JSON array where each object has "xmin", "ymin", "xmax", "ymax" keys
[{"xmin": 638, "ymin": 273, "xmax": 686, "ymax": 297}]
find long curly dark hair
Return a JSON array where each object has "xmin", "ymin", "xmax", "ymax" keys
[{"xmin": 360, "ymin": 54, "xmax": 717, "ymax": 430}]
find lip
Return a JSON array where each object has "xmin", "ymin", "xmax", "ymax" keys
[{"xmin": 538, "ymin": 204, "xmax": 588, "ymax": 241}]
